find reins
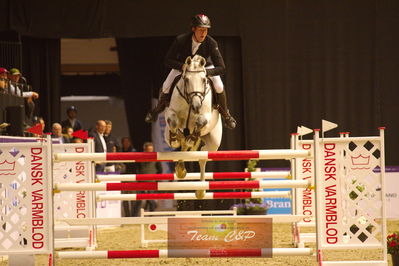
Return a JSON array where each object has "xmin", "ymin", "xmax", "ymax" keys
[{"xmin": 175, "ymin": 67, "xmax": 211, "ymax": 137}]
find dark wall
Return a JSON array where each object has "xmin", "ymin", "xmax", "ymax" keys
[{"xmin": 1, "ymin": 0, "xmax": 398, "ymax": 164}]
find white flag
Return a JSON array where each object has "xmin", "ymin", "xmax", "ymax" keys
[
  {"xmin": 322, "ymin": 119, "xmax": 338, "ymax": 133},
  {"xmin": 299, "ymin": 126, "xmax": 313, "ymax": 136},
  {"xmin": 296, "ymin": 126, "xmax": 302, "ymax": 134}
]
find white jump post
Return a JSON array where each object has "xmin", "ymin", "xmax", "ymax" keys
[
  {"xmin": 52, "ymin": 139, "xmax": 97, "ymax": 250},
  {"xmin": 0, "ymin": 136, "xmax": 54, "ymax": 266},
  {"xmin": 314, "ymin": 128, "xmax": 387, "ymax": 265}
]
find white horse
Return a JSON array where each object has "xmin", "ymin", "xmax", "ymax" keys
[{"xmin": 164, "ymin": 55, "xmax": 222, "ymax": 198}]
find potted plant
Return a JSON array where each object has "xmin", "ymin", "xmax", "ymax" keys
[
  {"xmin": 387, "ymin": 232, "xmax": 399, "ymax": 266},
  {"xmin": 348, "ymin": 179, "xmax": 375, "ymax": 242},
  {"xmin": 231, "ymin": 160, "xmax": 269, "ymax": 215},
  {"xmin": 233, "ymin": 200, "xmax": 269, "ymax": 215}
]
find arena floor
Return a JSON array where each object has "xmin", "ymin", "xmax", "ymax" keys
[{"xmin": 2, "ymin": 220, "xmax": 393, "ymax": 266}]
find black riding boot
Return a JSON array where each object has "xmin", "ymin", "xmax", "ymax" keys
[
  {"xmin": 216, "ymin": 91, "xmax": 237, "ymax": 129},
  {"xmin": 145, "ymin": 92, "xmax": 170, "ymax": 123}
]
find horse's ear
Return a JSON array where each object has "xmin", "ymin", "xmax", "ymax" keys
[
  {"xmin": 185, "ymin": 56, "xmax": 192, "ymax": 65},
  {"xmin": 200, "ymin": 57, "xmax": 206, "ymax": 67}
]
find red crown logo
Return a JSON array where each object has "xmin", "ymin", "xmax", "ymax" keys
[
  {"xmin": 351, "ymin": 155, "xmax": 371, "ymax": 170},
  {"xmin": 351, "ymin": 155, "xmax": 370, "ymax": 165},
  {"xmin": 0, "ymin": 160, "xmax": 16, "ymax": 175}
]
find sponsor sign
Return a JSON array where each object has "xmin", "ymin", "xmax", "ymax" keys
[{"xmin": 168, "ymin": 217, "xmax": 272, "ymax": 256}]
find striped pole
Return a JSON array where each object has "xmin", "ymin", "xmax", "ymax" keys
[
  {"xmin": 54, "ymin": 149, "xmax": 310, "ymax": 163},
  {"xmin": 58, "ymin": 248, "xmax": 312, "ymax": 259},
  {"xmin": 97, "ymin": 171, "xmax": 291, "ymax": 181},
  {"xmin": 59, "ymin": 214, "xmax": 311, "ymax": 226},
  {"xmin": 96, "ymin": 191, "xmax": 290, "ymax": 201},
  {"xmin": 55, "ymin": 180, "xmax": 310, "ymax": 192}
]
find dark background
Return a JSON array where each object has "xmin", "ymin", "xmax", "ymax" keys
[{"xmin": 0, "ymin": 0, "xmax": 398, "ymax": 168}]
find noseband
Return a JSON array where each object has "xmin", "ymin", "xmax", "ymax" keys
[{"xmin": 176, "ymin": 69, "xmax": 210, "ymax": 106}]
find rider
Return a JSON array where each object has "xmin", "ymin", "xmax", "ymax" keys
[{"xmin": 145, "ymin": 14, "xmax": 237, "ymax": 129}]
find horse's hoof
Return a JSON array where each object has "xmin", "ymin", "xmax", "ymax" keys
[
  {"xmin": 171, "ymin": 140, "xmax": 181, "ymax": 149},
  {"xmin": 195, "ymin": 190, "xmax": 206, "ymax": 199},
  {"xmin": 185, "ymin": 135, "xmax": 198, "ymax": 148},
  {"xmin": 175, "ymin": 162, "xmax": 187, "ymax": 179},
  {"xmin": 176, "ymin": 168, "xmax": 187, "ymax": 179}
]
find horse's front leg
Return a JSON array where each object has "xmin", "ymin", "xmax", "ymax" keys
[
  {"xmin": 186, "ymin": 115, "xmax": 208, "ymax": 148},
  {"xmin": 175, "ymin": 145, "xmax": 188, "ymax": 179},
  {"xmin": 195, "ymin": 159, "xmax": 207, "ymax": 199},
  {"xmin": 165, "ymin": 111, "xmax": 181, "ymax": 149}
]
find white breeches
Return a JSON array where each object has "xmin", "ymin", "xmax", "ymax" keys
[{"xmin": 161, "ymin": 66, "xmax": 224, "ymax": 94}]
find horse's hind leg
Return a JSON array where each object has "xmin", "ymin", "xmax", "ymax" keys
[{"xmin": 195, "ymin": 159, "xmax": 207, "ymax": 199}]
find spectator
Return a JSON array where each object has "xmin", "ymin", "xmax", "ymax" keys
[
  {"xmin": 51, "ymin": 123, "xmax": 70, "ymax": 143},
  {"xmin": 0, "ymin": 68, "xmax": 8, "ymax": 92},
  {"xmin": 63, "ymin": 126, "xmax": 74, "ymax": 143},
  {"xmin": 72, "ymin": 137, "xmax": 84, "ymax": 143},
  {"xmin": 120, "ymin": 137, "xmax": 137, "ymax": 217},
  {"xmin": 104, "ymin": 120, "xmax": 120, "ymax": 152},
  {"xmin": 61, "ymin": 106, "xmax": 83, "ymax": 132},
  {"xmin": 8, "ymin": 68, "xmax": 39, "ymax": 99},
  {"xmin": 121, "ymin": 137, "xmax": 137, "ymax": 174},
  {"xmin": 103, "ymin": 120, "xmax": 119, "ymax": 172},
  {"xmin": 7, "ymin": 69, "xmax": 40, "ymax": 126},
  {"xmin": 89, "ymin": 120, "xmax": 107, "ymax": 172},
  {"xmin": 131, "ymin": 142, "xmax": 162, "ymax": 216}
]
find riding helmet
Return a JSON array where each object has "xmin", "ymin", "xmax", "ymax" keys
[{"xmin": 191, "ymin": 14, "xmax": 211, "ymax": 28}]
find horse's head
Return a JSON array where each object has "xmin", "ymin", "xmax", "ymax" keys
[{"xmin": 182, "ymin": 55, "xmax": 208, "ymax": 113}]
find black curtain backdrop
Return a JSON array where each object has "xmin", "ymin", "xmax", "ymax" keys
[
  {"xmin": 21, "ymin": 36, "xmax": 61, "ymax": 132},
  {"xmin": 0, "ymin": 0, "xmax": 398, "ymax": 165}
]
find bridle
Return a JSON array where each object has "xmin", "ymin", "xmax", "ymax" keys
[
  {"xmin": 176, "ymin": 68, "xmax": 210, "ymax": 107},
  {"xmin": 175, "ymin": 66, "xmax": 211, "ymax": 136}
]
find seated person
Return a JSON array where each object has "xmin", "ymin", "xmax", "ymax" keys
[
  {"xmin": 0, "ymin": 68, "xmax": 8, "ymax": 93},
  {"xmin": 7, "ymin": 68, "xmax": 39, "ymax": 99}
]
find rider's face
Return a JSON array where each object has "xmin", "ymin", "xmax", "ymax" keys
[{"xmin": 192, "ymin": 27, "xmax": 208, "ymax": 43}]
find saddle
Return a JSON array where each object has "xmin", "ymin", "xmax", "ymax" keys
[{"xmin": 167, "ymin": 74, "xmax": 218, "ymax": 108}]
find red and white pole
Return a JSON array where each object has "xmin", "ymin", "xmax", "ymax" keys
[
  {"xmin": 96, "ymin": 171, "xmax": 291, "ymax": 181},
  {"xmin": 55, "ymin": 179, "xmax": 310, "ymax": 192},
  {"xmin": 54, "ymin": 149, "xmax": 310, "ymax": 163},
  {"xmin": 58, "ymin": 248, "xmax": 312, "ymax": 259},
  {"xmin": 96, "ymin": 191, "xmax": 290, "ymax": 201}
]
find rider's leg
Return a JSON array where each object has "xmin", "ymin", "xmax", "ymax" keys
[
  {"xmin": 210, "ymin": 76, "xmax": 237, "ymax": 129},
  {"xmin": 145, "ymin": 69, "xmax": 180, "ymax": 123}
]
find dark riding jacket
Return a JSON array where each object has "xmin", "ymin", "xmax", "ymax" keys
[{"xmin": 165, "ymin": 32, "xmax": 226, "ymax": 77}]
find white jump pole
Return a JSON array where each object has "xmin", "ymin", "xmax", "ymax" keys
[
  {"xmin": 59, "ymin": 214, "xmax": 310, "ymax": 226},
  {"xmin": 54, "ymin": 149, "xmax": 310, "ymax": 162},
  {"xmin": 58, "ymin": 248, "xmax": 313, "ymax": 259},
  {"xmin": 96, "ymin": 171, "xmax": 291, "ymax": 181},
  {"xmin": 96, "ymin": 191, "xmax": 290, "ymax": 201},
  {"xmin": 55, "ymin": 179, "xmax": 310, "ymax": 192}
]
